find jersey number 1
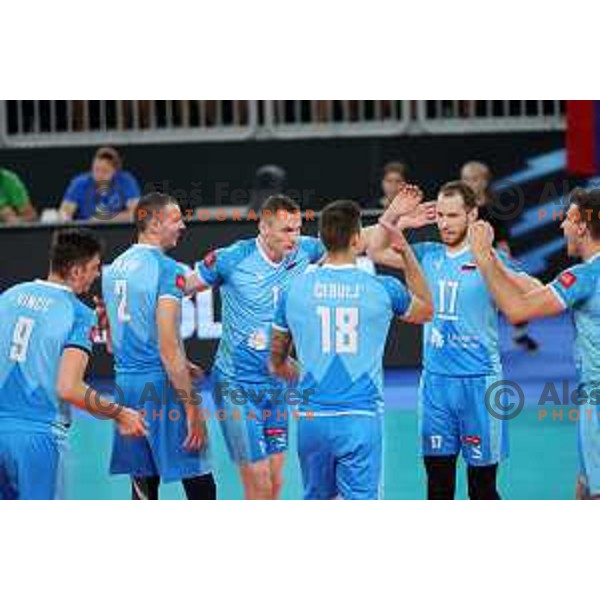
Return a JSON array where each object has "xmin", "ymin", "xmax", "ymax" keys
[
  {"xmin": 438, "ymin": 280, "xmax": 459, "ymax": 319},
  {"xmin": 317, "ymin": 306, "xmax": 358, "ymax": 354}
]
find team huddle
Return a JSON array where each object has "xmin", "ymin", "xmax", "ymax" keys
[{"xmin": 1, "ymin": 181, "xmax": 600, "ymax": 500}]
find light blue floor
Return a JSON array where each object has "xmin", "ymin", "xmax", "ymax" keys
[{"xmin": 68, "ymin": 315, "xmax": 579, "ymax": 499}]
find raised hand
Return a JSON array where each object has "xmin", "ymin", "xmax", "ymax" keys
[
  {"xmin": 468, "ymin": 220, "xmax": 495, "ymax": 258},
  {"xmin": 397, "ymin": 201, "xmax": 437, "ymax": 230},
  {"xmin": 382, "ymin": 183, "xmax": 425, "ymax": 225}
]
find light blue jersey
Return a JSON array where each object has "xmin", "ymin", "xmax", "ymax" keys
[
  {"xmin": 103, "ymin": 243, "xmax": 210, "ymax": 482},
  {"xmin": 549, "ymin": 254, "xmax": 600, "ymax": 386},
  {"xmin": 0, "ymin": 279, "xmax": 96, "ymax": 434},
  {"xmin": 414, "ymin": 242, "xmax": 518, "ymax": 376},
  {"xmin": 549, "ymin": 253, "xmax": 600, "ymax": 494},
  {"xmin": 414, "ymin": 243, "xmax": 518, "ymax": 466},
  {"xmin": 103, "ymin": 243, "xmax": 187, "ymax": 374},
  {"xmin": 274, "ymin": 264, "xmax": 411, "ymax": 415},
  {"xmin": 196, "ymin": 236, "xmax": 324, "ymax": 383},
  {"xmin": 0, "ymin": 279, "xmax": 95, "ymax": 499},
  {"xmin": 274, "ymin": 263, "xmax": 410, "ymax": 499}
]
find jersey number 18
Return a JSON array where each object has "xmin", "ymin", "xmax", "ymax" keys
[{"xmin": 316, "ymin": 306, "xmax": 358, "ymax": 354}]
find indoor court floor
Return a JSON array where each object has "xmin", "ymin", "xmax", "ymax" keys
[{"xmin": 67, "ymin": 315, "xmax": 578, "ymax": 500}]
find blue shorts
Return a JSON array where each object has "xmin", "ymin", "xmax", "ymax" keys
[
  {"xmin": 212, "ymin": 369, "xmax": 289, "ymax": 465},
  {"xmin": 297, "ymin": 414, "xmax": 382, "ymax": 500},
  {"xmin": 0, "ymin": 426, "xmax": 63, "ymax": 500},
  {"xmin": 577, "ymin": 387, "xmax": 600, "ymax": 495},
  {"xmin": 110, "ymin": 371, "xmax": 212, "ymax": 483},
  {"xmin": 419, "ymin": 371, "xmax": 508, "ymax": 466}
]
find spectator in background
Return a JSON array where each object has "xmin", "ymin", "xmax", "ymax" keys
[
  {"xmin": 460, "ymin": 160, "xmax": 539, "ymax": 353},
  {"xmin": 366, "ymin": 162, "xmax": 408, "ymax": 210},
  {"xmin": 0, "ymin": 167, "xmax": 37, "ymax": 223},
  {"xmin": 59, "ymin": 147, "xmax": 141, "ymax": 222}
]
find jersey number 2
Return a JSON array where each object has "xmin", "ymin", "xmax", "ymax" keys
[
  {"xmin": 317, "ymin": 306, "xmax": 358, "ymax": 354},
  {"xmin": 115, "ymin": 280, "xmax": 131, "ymax": 323}
]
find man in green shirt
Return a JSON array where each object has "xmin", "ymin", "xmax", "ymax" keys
[{"xmin": 0, "ymin": 168, "xmax": 37, "ymax": 223}]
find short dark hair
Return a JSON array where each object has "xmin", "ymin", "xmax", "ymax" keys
[
  {"xmin": 438, "ymin": 180, "xmax": 478, "ymax": 211},
  {"xmin": 94, "ymin": 146, "xmax": 122, "ymax": 170},
  {"xmin": 382, "ymin": 162, "xmax": 408, "ymax": 180},
  {"xmin": 135, "ymin": 192, "xmax": 179, "ymax": 233},
  {"xmin": 50, "ymin": 228, "xmax": 103, "ymax": 278},
  {"xmin": 260, "ymin": 194, "xmax": 300, "ymax": 218},
  {"xmin": 319, "ymin": 200, "xmax": 362, "ymax": 252},
  {"xmin": 570, "ymin": 187, "xmax": 600, "ymax": 240}
]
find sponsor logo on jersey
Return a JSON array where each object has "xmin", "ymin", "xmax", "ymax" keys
[
  {"xmin": 461, "ymin": 435, "xmax": 482, "ymax": 446},
  {"xmin": 559, "ymin": 270, "xmax": 577, "ymax": 289},
  {"xmin": 430, "ymin": 327, "xmax": 445, "ymax": 348},
  {"xmin": 461, "ymin": 262, "xmax": 477, "ymax": 271}
]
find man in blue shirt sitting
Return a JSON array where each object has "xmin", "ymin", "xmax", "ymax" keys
[{"xmin": 59, "ymin": 147, "xmax": 141, "ymax": 222}]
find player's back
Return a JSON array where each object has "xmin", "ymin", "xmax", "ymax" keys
[
  {"xmin": 0, "ymin": 279, "xmax": 95, "ymax": 434},
  {"xmin": 280, "ymin": 264, "xmax": 409, "ymax": 415},
  {"xmin": 103, "ymin": 243, "xmax": 186, "ymax": 374}
]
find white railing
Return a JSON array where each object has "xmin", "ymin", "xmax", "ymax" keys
[
  {"xmin": 0, "ymin": 100, "xmax": 566, "ymax": 147},
  {"xmin": 0, "ymin": 100, "xmax": 259, "ymax": 147},
  {"xmin": 263, "ymin": 100, "xmax": 412, "ymax": 138},
  {"xmin": 415, "ymin": 100, "xmax": 565, "ymax": 134}
]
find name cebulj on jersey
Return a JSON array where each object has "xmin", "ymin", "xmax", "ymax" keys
[{"xmin": 313, "ymin": 282, "xmax": 362, "ymax": 300}]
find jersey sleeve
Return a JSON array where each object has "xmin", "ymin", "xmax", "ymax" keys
[
  {"xmin": 549, "ymin": 264, "xmax": 596, "ymax": 309},
  {"xmin": 65, "ymin": 302, "xmax": 97, "ymax": 355},
  {"xmin": 299, "ymin": 236, "xmax": 326, "ymax": 263},
  {"xmin": 159, "ymin": 256, "xmax": 187, "ymax": 301},
  {"xmin": 195, "ymin": 247, "xmax": 231, "ymax": 287},
  {"xmin": 378, "ymin": 275, "xmax": 412, "ymax": 317},
  {"xmin": 272, "ymin": 286, "xmax": 290, "ymax": 332}
]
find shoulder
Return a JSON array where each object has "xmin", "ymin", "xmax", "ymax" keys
[
  {"xmin": 70, "ymin": 296, "xmax": 95, "ymax": 323},
  {"xmin": 1, "ymin": 169, "xmax": 22, "ymax": 185},
  {"xmin": 297, "ymin": 235, "xmax": 325, "ymax": 259},
  {"xmin": 414, "ymin": 241, "xmax": 443, "ymax": 255},
  {"xmin": 115, "ymin": 170, "xmax": 140, "ymax": 188},
  {"xmin": 222, "ymin": 238, "xmax": 258, "ymax": 262},
  {"xmin": 67, "ymin": 172, "xmax": 92, "ymax": 192},
  {"xmin": 373, "ymin": 273, "xmax": 402, "ymax": 293},
  {"xmin": 116, "ymin": 170, "xmax": 136, "ymax": 182},
  {"xmin": 558, "ymin": 261, "xmax": 600, "ymax": 286}
]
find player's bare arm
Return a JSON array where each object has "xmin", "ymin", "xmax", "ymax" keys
[
  {"xmin": 157, "ymin": 297, "xmax": 207, "ymax": 451},
  {"xmin": 93, "ymin": 295, "xmax": 113, "ymax": 354},
  {"xmin": 269, "ymin": 328, "xmax": 299, "ymax": 383},
  {"xmin": 58, "ymin": 200, "xmax": 77, "ymax": 221},
  {"xmin": 366, "ymin": 186, "xmax": 437, "ymax": 270},
  {"xmin": 379, "ymin": 221, "xmax": 433, "ymax": 324},
  {"xmin": 469, "ymin": 221, "xmax": 564, "ymax": 324},
  {"xmin": 183, "ymin": 271, "xmax": 210, "ymax": 296},
  {"xmin": 56, "ymin": 347, "xmax": 147, "ymax": 437}
]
